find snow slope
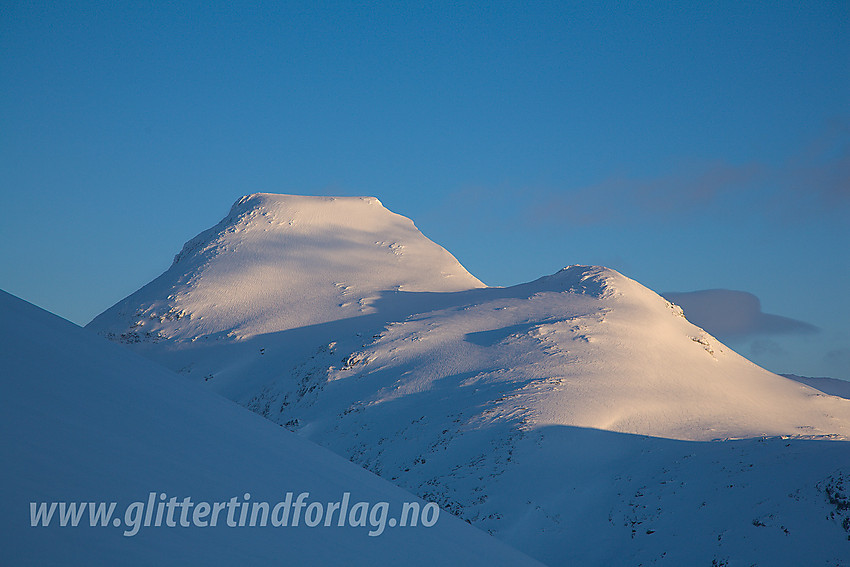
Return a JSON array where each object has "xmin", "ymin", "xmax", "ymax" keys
[
  {"xmin": 87, "ymin": 194, "xmax": 850, "ymax": 565},
  {"xmin": 0, "ymin": 289, "xmax": 540, "ymax": 566},
  {"xmin": 305, "ymin": 265, "xmax": 849, "ymax": 442},
  {"xmin": 89, "ymin": 193, "xmax": 484, "ymax": 341}
]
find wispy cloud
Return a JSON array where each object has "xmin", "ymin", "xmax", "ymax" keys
[
  {"xmin": 526, "ymin": 160, "xmax": 763, "ymax": 226},
  {"xmin": 524, "ymin": 121, "xmax": 849, "ymax": 227},
  {"xmin": 662, "ymin": 289, "xmax": 818, "ymax": 339}
]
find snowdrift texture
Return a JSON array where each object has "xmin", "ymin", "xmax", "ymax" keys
[
  {"xmin": 87, "ymin": 194, "xmax": 850, "ymax": 565},
  {"xmin": 1, "ymin": 290, "xmax": 540, "ymax": 566}
]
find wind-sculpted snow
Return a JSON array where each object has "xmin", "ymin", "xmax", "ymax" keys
[{"xmin": 87, "ymin": 194, "xmax": 850, "ymax": 565}]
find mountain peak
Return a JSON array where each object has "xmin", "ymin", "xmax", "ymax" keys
[
  {"xmin": 90, "ymin": 193, "xmax": 485, "ymax": 341},
  {"xmin": 171, "ymin": 193, "xmax": 395, "ymax": 267},
  {"xmin": 546, "ymin": 265, "xmax": 621, "ymax": 297},
  {"xmin": 523, "ymin": 265, "xmax": 659, "ymax": 306},
  {"xmin": 229, "ymin": 193, "xmax": 385, "ymax": 220}
]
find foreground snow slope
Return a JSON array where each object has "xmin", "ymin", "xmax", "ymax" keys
[
  {"xmin": 0, "ymin": 289, "xmax": 540, "ymax": 566},
  {"xmin": 87, "ymin": 194, "xmax": 850, "ymax": 565}
]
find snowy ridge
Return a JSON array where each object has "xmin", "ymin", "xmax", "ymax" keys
[{"xmin": 86, "ymin": 194, "xmax": 850, "ymax": 565}]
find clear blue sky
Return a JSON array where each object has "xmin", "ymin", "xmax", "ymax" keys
[{"xmin": 1, "ymin": 1, "xmax": 848, "ymax": 379}]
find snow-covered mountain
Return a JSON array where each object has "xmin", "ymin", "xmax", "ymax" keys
[
  {"xmin": 87, "ymin": 193, "xmax": 850, "ymax": 565},
  {"xmin": 89, "ymin": 193, "xmax": 484, "ymax": 341},
  {"xmin": 1, "ymin": 289, "xmax": 540, "ymax": 566}
]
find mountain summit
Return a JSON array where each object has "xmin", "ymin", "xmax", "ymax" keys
[
  {"xmin": 87, "ymin": 193, "xmax": 850, "ymax": 443},
  {"xmin": 89, "ymin": 193, "xmax": 484, "ymax": 341}
]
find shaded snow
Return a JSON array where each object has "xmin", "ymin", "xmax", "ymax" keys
[{"xmin": 1, "ymin": 289, "xmax": 540, "ymax": 566}]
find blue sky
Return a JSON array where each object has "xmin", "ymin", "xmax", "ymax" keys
[{"xmin": 1, "ymin": 1, "xmax": 848, "ymax": 379}]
